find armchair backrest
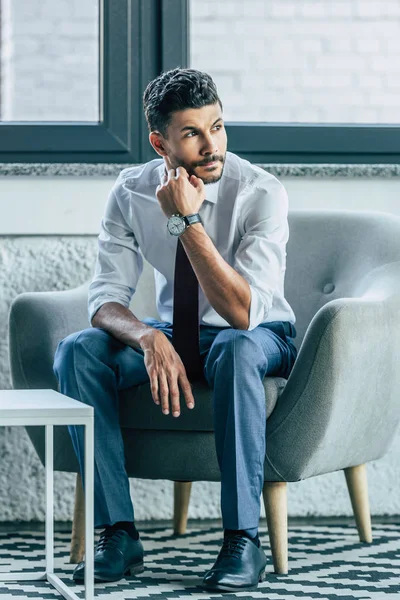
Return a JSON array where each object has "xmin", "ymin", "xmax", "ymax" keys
[
  {"xmin": 128, "ymin": 210, "xmax": 400, "ymax": 351},
  {"xmin": 284, "ymin": 210, "xmax": 400, "ymax": 349}
]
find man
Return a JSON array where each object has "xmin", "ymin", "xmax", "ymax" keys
[{"xmin": 53, "ymin": 67, "xmax": 297, "ymax": 593}]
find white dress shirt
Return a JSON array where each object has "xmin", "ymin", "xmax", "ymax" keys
[{"xmin": 88, "ymin": 150, "xmax": 296, "ymax": 330}]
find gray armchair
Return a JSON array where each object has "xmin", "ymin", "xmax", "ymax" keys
[{"xmin": 9, "ymin": 209, "xmax": 400, "ymax": 574}]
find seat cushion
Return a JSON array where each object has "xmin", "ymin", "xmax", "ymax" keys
[{"xmin": 119, "ymin": 376, "xmax": 288, "ymax": 431}]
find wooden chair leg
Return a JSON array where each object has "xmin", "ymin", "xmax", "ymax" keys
[
  {"xmin": 173, "ymin": 481, "xmax": 192, "ymax": 535},
  {"xmin": 69, "ymin": 472, "xmax": 86, "ymax": 564},
  {"xmin": 344, "ymin": 464, "xmax": 373, "ymax": 543},
  {"xmin": 262, "ymin": 481, "xmax": 288, "ymax": 574}
]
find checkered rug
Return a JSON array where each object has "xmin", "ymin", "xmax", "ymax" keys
[{"xmin": 0, "ymin": 523, "xmax": 399, "ymax": 599}]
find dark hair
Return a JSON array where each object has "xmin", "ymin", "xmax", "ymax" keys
[{"xmin": 143, "ymin": 67, "xmax": 223, "ymax": 137}]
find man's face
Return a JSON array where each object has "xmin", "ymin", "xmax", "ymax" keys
[{"xmin": 150, "ymin": 102, "xmax": 227, "ymax": 185}]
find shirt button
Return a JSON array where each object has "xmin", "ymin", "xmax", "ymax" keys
[{"xmin": 323, "ymin": 283, "xmax": 335, "ymax": 294}]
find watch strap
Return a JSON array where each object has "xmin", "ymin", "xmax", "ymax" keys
[{"xmin": 184, "ymin": 213, "xmax": 203, "ymax": 227}]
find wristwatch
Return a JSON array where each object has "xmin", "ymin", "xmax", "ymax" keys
[{"xmin": 167, "ymin": 212, "xmax": 203, "ymax": 236}]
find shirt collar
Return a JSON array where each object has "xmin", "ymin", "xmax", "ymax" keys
[
  {"xmin": 156, "ymin": 163, "xmax": 220, "ymax": 204},
  {"xmin": 203, "ymin": 180, "xmax": 220, "ymax": 204}
]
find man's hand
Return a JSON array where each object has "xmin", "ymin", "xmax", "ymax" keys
[
  {"xmin": 156, "ymin": 155, "xmax": 206, "ymax": 218},
  {"xmin": 140, "ymin": 328, "xmax": 195, "ymax": 417}
]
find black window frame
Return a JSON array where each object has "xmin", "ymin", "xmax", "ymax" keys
[
  {"xmin": 0, "ymin": 0, "xmax": 186, "ymax": 164},
  {"xmin": 1, "ymin": 0, "xmax": 400, "ymax": 164},
  {"xmin": 228, "ymin": 123, "xmax": 400, "ymax": 164}
]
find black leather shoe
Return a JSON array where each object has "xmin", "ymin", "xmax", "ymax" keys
[
  {"xmin": 201, "ymin": 531, "xmax": 267, "ymax": 592},
  {"xmin": 73, "ymin": 529, "xmax": 144, "ymax": 583}
]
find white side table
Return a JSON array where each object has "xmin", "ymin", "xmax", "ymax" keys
[{"xmin": 0, "ymin": 389, "xmax": 94, "ymax": 600}]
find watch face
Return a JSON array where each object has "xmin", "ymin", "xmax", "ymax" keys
[{"xmin": 168, "ymin": 215, "xmax": 186, "ymax": 235}]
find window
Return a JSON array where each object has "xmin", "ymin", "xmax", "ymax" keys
[
  {"xmin": 189, "ymin": 0, "xmax": 400, "ymax": 163},
  {"xmin": 0, "ymin": 0, "xmax": 188, "ymax": 163},
  {"xmin": 1, "ymin": 0, "xmax": 399, "ymax": 164}
]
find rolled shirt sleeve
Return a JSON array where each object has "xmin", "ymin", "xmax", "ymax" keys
[
  {"xmin": 88, "ymin": 178, "xmax": 143, "ymax": 323},
  {"xmin": 233, "ymin": 179, "xmax": 289, "ymax": 331}
]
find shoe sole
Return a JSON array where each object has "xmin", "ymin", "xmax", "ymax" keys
[
  {"xmin": 73, "ymin": 560, "xmax": 144, "ymax": 583},
  {"xmin": 126, "ymin": 561, "xmax": 145, "ymax": 576},
  {"xmin": 201, "ymin": 567, "xmax": 266, "ymax": 592}
]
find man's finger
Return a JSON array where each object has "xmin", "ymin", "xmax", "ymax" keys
[
  {"xmin": 176, "ymin": 165, "xmax": 189, "ymax": 179},
  {"xmin": 150, "ymin": 374, "xmax": 160, "ymax": 405},
  {"xmin": 163, "ymin": 155, "xmax": 174, "ymax": 171},
  {"xmin": 163, "ymin": 156, "xmax": 176, "ymax": 181},
  {"xmin": 168, "ymin": 374, "xmax": 181, "ymax": 418},
  {"xmin": 189, "ymin": 174, "xmax": 200, "ymax": 188},
  {"xmin": 159, "ymin": 371, "xmax": 170, "ymax": 415},
  {"xmin": 167, "ymin": 168, "xmax": 176, "ymax": 182},
  {"xmin": 179, "ymin": 372, "xmax": 195, "ymax": 409}
]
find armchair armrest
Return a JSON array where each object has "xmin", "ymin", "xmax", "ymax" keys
[
  {"xmin": 9, "ymin": 282, "xmax": 90, "ymax": 390},
  {"xmin": 265, "ymin": 261, "xmax": 400, "ymax": 482}
]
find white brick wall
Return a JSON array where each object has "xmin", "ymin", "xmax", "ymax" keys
[
  {"xmin": 1, "ymin": 0, "xmax": 399, "ymax": 125},
  {"xmin": 0, "ymin": 0, "xmax": 98, "ymax": 121},
  {"xmin": 190, "ymin": 0, "xmax": 400, "ymax": 123}
]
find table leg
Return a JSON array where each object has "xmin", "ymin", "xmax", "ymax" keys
[
  {"xmin": 45, "ymin": 425, "xmax": 54, "ymax": 575},
  {"xmin": 84, "ymin": 419, "xmax": 94, "ymax": 600}
]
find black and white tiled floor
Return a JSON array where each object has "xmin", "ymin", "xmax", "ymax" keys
[{"xmin": 0, "ymin": 523, "xmax": 399, "ymax": 599}]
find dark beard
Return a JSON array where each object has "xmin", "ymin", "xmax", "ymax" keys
[{"xmin": 178, "ymin": 156, "xmax": 225, "ymax": 185}]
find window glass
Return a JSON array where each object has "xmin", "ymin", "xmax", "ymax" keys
[
  {"xmin": 189, "ymin": 1, "xmax": 400, "ymax": 124},
  {"xmin": 0, "ymin": 0, "xmax": 99, "ymax": 121}
]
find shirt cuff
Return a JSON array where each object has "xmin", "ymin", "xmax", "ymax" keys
[{"xmin": 247, "ymin": 284, "xmax": 271, "ymax": 331}]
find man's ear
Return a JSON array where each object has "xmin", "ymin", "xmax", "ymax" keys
[{"xmin": 149, "ymin": 131, "xmax": 167, "ymax": 157}]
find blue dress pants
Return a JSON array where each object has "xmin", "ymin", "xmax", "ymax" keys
[{"xmin": 53, "ymin": 317, "xmax": 297, "ymax": 533}]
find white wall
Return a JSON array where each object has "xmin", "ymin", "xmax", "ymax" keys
[
  {"xmin": 0, "ymin": 173, "xmax": 399, "ymax": 522},
  {"xmin": 1, "ymin": 175, "xmax": 400, "ymax": 234}
]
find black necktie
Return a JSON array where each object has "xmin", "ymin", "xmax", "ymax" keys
[{"xmin": 172, "ymin": 238, "xmax": 203, "ymax": 381}]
